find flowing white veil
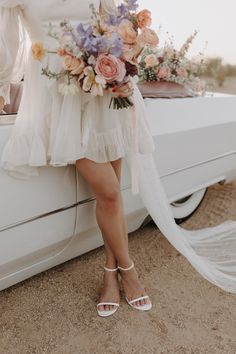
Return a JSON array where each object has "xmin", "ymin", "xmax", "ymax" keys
[{"xmin": 125, "ymin": 84, "xmax": 236, "ymax": 295}]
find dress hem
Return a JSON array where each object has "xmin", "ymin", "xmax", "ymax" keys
[{"xmin": 0, "ymin": 123, "xmax": 136, "ymax": 179}]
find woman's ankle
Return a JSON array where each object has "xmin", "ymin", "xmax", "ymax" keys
[
  {"xmin": 117, "ymin": 257, "xmax": 134, "ymax": 270},
  {"xmin": 105, "ymin": 259, "xmax": 117, "ymax": 270}
]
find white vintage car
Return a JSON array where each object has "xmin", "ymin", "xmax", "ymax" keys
[{"xmin": 0, "ymin": 92, "xmax": 236, "ymax": 291}]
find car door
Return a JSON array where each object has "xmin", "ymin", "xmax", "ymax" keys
[{"xmin": 0, "ymin": 116, "xmax": 77, "ymax": 282}]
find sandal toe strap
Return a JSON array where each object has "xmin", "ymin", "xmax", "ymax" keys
[
  {"xmin": 128, "ymin": 295, "xmax": 149, "ymax": 304},
  {"xmin": 97, "ymin": 302, "xmax": 119, "ymax": 307}
]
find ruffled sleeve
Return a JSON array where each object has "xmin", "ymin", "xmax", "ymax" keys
[{"xmin": 0, "ymin": 1, "xmax": 27, "ymax": 104}]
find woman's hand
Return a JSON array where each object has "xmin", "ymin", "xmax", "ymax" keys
[
  {"xmin": 0, "ymin": 96, "xmax": 5, "ymax": 112},
  {"xmin": 111, "ymin": 82, "xmax": 134, "ymax": 98}
]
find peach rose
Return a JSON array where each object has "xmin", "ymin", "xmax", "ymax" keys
[
  {"xmin": 118, "ymin": 20, "xmax": 137, "ymax": 45},
  {"xmin": 95, "ymin": 54, "xmax": 126, "ymax": 83},
  {"xmin": 63, "ymin": 55, "xmax": 85, "ymax": 75},
  {"xmin": 136, "ymin": 9, "xmax": 152, "ymax": 29},
  {"xmin": 144, "ymin": 54, "xmax": 158, "ymax": 68},
  {"xmin": 32, "ymin": 42, "xmax": 47, "ymax": 61},
  {"xmin": 122, "ymin": 44, "xmax": 135, "ymax": 62},
  {"xmin": 122, "ymin": 43, "xmax": 143, "ymax": 64},
  {"xmin": 137, "ymin": 28, "xmax": 159, "ymax": 48},
  {"xmin": 157, "ymin": 67, "xmax": 170, "ymax": 80}
]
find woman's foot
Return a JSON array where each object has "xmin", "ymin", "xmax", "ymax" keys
[
  {"xmin": 97, "ymin": 267, "xmax": 120, "ymax": 313},
  {"xmin": 118, "ymin": 260, "xmax": 151, "ymax": 308}
]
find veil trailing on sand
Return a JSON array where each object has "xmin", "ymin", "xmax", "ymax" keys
[{"xmin": 125, "ymin": 84, "xmax": 236, "ymax": 295}]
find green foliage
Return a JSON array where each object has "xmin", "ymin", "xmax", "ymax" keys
[{"xmin": 200, "ymin": 57, "xmax": 236, "ymax": 86}]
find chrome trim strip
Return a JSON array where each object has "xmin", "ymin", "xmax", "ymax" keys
[
  {"xmin": 0, "ymin": 202, "xmax": 78, "ymax": 233},
  {"xmin": 0, "ymin": 185, "xmax": 128, "ymax": 233},
  {"xmin": 159, "ymin": 150, "xmax": 236, "ymax": 178},
  {"xmin": 123, "ymin": 150, "xmax": 236, "ymax": 188}
]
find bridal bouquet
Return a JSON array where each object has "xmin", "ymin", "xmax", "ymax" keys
[
  {"xmin": 31, "ymin": 1, "xmax": 159, "ymax": 109},
  {"xmin": 138, "ymin": 31, "xmax": 206, "ymax": 94}
]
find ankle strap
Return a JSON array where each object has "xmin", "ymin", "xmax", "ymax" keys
[
  {"xmin": 118, "ymin": 261, "xmax": 134, "ymax": 271},
  {"xmin": 104, "ymin": 266, "xmax": 118, "ymax": 272}
]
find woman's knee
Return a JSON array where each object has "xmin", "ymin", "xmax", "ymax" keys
[
  {"xmin": 97, "ymin": 185, "xmax": 121, "ymax": 212},
  {"xmin": 75, "ymin": 158, "xmax": 122, "ymax": 211}
]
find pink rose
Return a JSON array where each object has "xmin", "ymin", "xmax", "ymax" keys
[
  {"xmin": 177, "ymin": 67, "xmax": 187, "ymax": 78},
  {"xmin": 137, "ymin": 28, "xmax": 159, "ymax": 48},
  {"xmin": 118, "ymin": 20, "xmax": 137, "ymax": 45},
  {"xmin": 157, "ymin": 67, "xmax": 170, "ymax": 80},
  {"xmin": 144, "ymin": 54, "xmax": 158, "ymax": 68},
  {"xmin": 136, "ymin": 9, "xmax": 152, "ymax": 29},
  {"xmin": 95, "ymin": 54, "xmax": 126, "ymax": 83}
]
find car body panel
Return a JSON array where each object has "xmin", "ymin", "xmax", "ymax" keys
[
  {"xmin": 0, "ymin": 92, "xmax": 236, "ymax": 291},
  {"xmin": 0, "ymin": 125, "xmax": 76, "ymax": 229}
]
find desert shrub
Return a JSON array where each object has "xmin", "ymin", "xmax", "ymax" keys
[{"xmin": 200, "ymin": 57, "xmax": 236, "ymax": 86}]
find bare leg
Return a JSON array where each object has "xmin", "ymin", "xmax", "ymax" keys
[
  {"xmin": 110, "ymin": 159, "xmax": 151, "ymax": 309},
  {"xmin": 100, "ymin": 158, "xmax": 124, "ymax": 270},
  {"xmin": 76, "ymin": 157, "xmax": 127, "ymax": 312},
  {"xmin": 76, "ymin": 158, "xmax": 131, "ymax": 263},
  {"xmin": 110, "ymin": 158, "xmax": 129, "ymax": 251},
  {"xmin": 96, "ymin": 159, "xmax": 127, "ymax": 312},
  {"xmin": 75, "ymin": 157, "xmax": 151, "ymax": 310}
]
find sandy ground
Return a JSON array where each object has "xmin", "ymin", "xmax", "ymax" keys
[
  {"xmin": 1, "ymin": 181, "xmax": 236, "ymax": 354},
  {"xmin": 0, "ymin": 79, "xmax": 236, "ymax": 354}
]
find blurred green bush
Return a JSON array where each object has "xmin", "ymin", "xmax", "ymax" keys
[{"xmin": 200, "ymin": 57, "xmax": 236, "ymax": 87}]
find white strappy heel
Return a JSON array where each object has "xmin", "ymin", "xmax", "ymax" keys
[
  {"xmin": 118, "ymin": 261, "xmax": 152, "ymax": 311},
  {"xmin": 97, "ymin": 266, "xmax": 120, "ymax": 317}
]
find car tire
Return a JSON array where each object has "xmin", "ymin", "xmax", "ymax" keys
[
  {"xmin": 140, "ymin": 188, "xmax": 208, "ymax": 228},
  {"xmin": 171, "ymin": 188, "xmax": 208, "ymax": 224}
]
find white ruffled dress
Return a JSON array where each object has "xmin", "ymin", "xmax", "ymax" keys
[{"xmin": 0, "ymin": 0, "xmax": 155, "ymax": 194}]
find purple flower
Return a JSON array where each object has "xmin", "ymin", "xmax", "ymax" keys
[
  {"xmin": 84, "ymin": 36, "xmax": 98, "ymax": 52},
  {"xmin": 76, "ymin": 23, "xmax": 93, "ymax": 38},
  {"xmin": 94, "ymin": 34, "xmax": 122, "ymax": 57},
  {"xmin": 105, "ymin": 14, "xmax": 120, "ymax": 26},
  {"xmin": 108, "ymin": 35, "xmax": 123, "ymax": 57},
  {"xmin": 96, "ymin": 35, "xmax": 110, "ymax": 53},
  {"xmin": 127, "ymin": 0, "xmax": 139, "ymax": 12},
  {"xmin": 118, "ymin": 3, "xmax": 129, "ymax": 17},
  {"xmin": 73, "ymin": 23, "xmax": 93, "ymax": 48}
]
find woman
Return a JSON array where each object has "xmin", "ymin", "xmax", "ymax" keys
[{"xmin": 0, "ymin": 0, "xmax": 155, "ymax": 317}]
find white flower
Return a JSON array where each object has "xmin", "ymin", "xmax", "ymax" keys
[
  {"xmin": 82, "ymin": 67, "xmax": 106, "ymax": 96},
  {"xmin": 82, "ymin": 67, "xmax": 94, "ymax": 92},
  {"xmin": 58, "ymin": 82, "xmax": 79, "ymax": 95},
  {"xmin": 88, "ymin": 55, "xmax": 96, "ymax": 65},
  {"xmin": 91, "ymin": 75, "xmax": 106, "ymax": 96},
  {"xmin": 60, "ymin": 33, "xmax": 74, "ymax": 47}
]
